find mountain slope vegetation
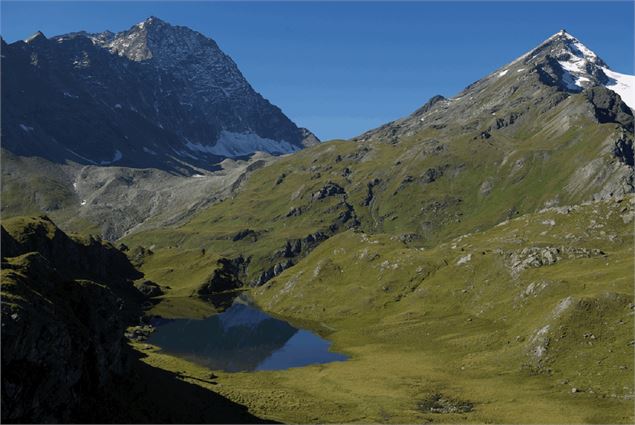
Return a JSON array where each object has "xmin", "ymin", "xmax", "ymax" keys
[
  {"xmin": 1, "ymin": 24, "xmax": 633, "ymax": 424},
  {"xmin": 133, "ymin": 197, "xmax": 634, "ymax": 423},
  {"xmin": 119, "ymin": 31, "xmax": 634, "ymax": 423},
  {"xmin": 126, "ymin": 32, "xmax": 634, "ymax": 290}
]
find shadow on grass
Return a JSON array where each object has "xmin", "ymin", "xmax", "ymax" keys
[{"xmin": 73, "ymin": 347, "xmax": 277, "ymax": 424}]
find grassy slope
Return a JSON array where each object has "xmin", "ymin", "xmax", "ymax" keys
[
  {"xmin": 120, "ymin": 91, "xmax": 633, "ymax": 423},
  {"xmin": 125, "ymin": 94, "xmax": 628, "ymax": 294},
  {"xmin": 135, "ymin": 197, "xmax": 634, "ymax": 423},
  {"xmin": 136, "ymin": 248, "xmax": 225, "ymax": 318}
]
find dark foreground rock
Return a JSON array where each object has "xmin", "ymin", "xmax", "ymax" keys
[
  {"xmin": 1, "ymin": 216, "xmax": 268, "ymax": 423},
  {"xmin": 1, "ymin": 216, "xmax": 144, "ymax": 422}
]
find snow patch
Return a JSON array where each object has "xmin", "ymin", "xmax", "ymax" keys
[
  {"xmin": 560, "ymin": 69, "xmax": 582, "ymax": 91},
  {"xmin": 142, "ymin": 147, "xmax": 157, "ymax": 155},
  {"xmin": 172, "ymin": 149, "xmax": 199, "ymax": 160},
  {"xmin": 185, "ymin": 131, "xmax": 299, "ymax": 158},
  {"xmin": 100, "ymin": 149, "xmax": 123, "ymax": 165},
  {"xmin": 602, "ymin": 67, "xmax": 635, "ymax": 111},
  {"xmin": 556, "ymin": 35, "xmax": 602, "ymax": 91},
  {"xmin": 498, "ymin": 69, "xmax": 509, "ymax": 77},
  {"xmin": 80, "ymin": 200, "xmax": 87, "ymax": 206},
  {"xmin": 66, "ymin": 149, "xmax": 96, "ymax": 164}
]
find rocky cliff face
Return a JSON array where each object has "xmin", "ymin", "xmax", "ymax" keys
[
  {"xmin": 1, "ymin": 17, "xmax": 318, "ymax": 171},
  {"xmin": 0, "ymin": 216, "xmax": 143, "ymax": 423}
]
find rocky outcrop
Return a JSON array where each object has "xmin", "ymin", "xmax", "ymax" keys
[
  {"xmin": 196, "ymin": 257, "xmax": 247, "ymax": 295},
  {"xmin": 411, "ymin": 95, "xmax": 446, "ymax": 117},
  {"xmin": 614, "ymin": 137, "xmax": 634, "ymax": 166},
  {"xmin": 363, "ymin": 178, "xmax": 380, "ymax": 206},
  {"xmin": 1, "ymin": 216, "xmax": 142, "ymax": 302},
  {"xmin": 252, "ymin": 231, "xmax": 330, "ymax": 286},
  {"xmin": 1, "ymin": 216, "xmax": 144, "ymax": 423},
  {"xmin": 417, "ymin": 393, "xmax": 474, "ymax": 414},
  {"xmin": 507, "ymin": 246, "xmax": 606, "ymax": 277},
  {"xmin": 231, "ymin": 228, "xmax": 259, "ymax": 242},
  {"xmin": 312, "ymin": 182, "xmax": 345, "ymax": 201},
  {"xmin": 134, "ymin": 280, "xmax": 164, "ymax": 298},
  {"xmin": 586, "ymin": 86, "xmax": 634, "ymax": 132}
]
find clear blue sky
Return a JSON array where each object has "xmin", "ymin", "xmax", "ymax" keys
[{"xmin": 2, "ymin": 1, "xmax": 633, "ymax": 140}]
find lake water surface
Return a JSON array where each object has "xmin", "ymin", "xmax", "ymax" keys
[{"xmin": 147, "ymin": 299, "xmax": 348, "ymax": 372}]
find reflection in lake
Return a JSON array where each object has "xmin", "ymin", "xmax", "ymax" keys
[{"xmin": 147, "ymin": 300, "xmax": 348, "ymax": 372}]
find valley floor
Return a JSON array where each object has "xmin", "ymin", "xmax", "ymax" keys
[
  {"xmin": 130, "ymin": 197, "xmax": 634, "ymax": 423},
  {"xmin": 136, "ymin": 312, "xmax": 632, "ymax": 424}
]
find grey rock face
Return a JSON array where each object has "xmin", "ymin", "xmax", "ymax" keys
[
  {"xmin": 586, "ymin": 87, "xmax": 634, "ymax": 131},
  {"xmin": 312, "ymin": 182, "xmax": 346, "ymax": 201},
  {"xmin": 1, "ymin": 17, "xmax": 318, "ymax": 171},
  {"xmin": 507, "ymin": 246, "xmax": 605, "ymax": 277}
]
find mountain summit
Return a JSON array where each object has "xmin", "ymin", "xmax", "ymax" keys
[
  {"xmin": 1, "ymin": 17, "xmax": 318, "ymax": 171},
  {"xmin": 515, "ymin": 30, "xmax": 633, "ymax": 106},
  {"xmin": 357, "ymin": 30, "xmax": 634, "ymax": 144}
]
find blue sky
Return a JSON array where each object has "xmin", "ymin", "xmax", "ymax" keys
[{"xmin": 2, "ymin": 1, "xmax": 633, "ymax": 140}]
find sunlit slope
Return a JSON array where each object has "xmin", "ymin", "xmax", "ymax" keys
[
  {"xmin": 134, "ymin": 197, "xmax": 634, "ymax": 424},
  {"xmin": 245, "ymin": 196, "xmax": 634, "ymax": 422},
  {"xmin": 125, "ymin": 91, "xmax": 632, "ymax": 289}
]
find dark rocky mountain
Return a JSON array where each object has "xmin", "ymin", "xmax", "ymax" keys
[{"xmin": 1, "ymin": 17, "xmax": 318, "ymax": 172}]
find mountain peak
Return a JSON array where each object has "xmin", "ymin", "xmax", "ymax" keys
[
  {"xmin": 530, "ymin": 29, "xmax": 603, "ymax": 65},
  {"xmin": 24, "ymin": 31, "xmax": 46, "ymax": 44},
  {"xmin": 4, "ymin": 17, "xmax": 314, "ymax": 168},
  {"xmin": 492, "ymin": 29, "xmax": 620, "ymax": 96},
  {"xmin": 548, "ymin": 28, "xmax": 575, "ymax": 41},
  {"xmin": 136, "ymin": 16, "xmax": 169, "ymax": 30},
  {"xmin": 102, "ymin": 16, "xmax": 212, "ymax": 64}
]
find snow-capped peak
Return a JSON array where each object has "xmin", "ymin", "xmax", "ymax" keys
[
  {"xmin": 510, "ymin": 30, "xmax": 634, "ymax": 110},
  {"xmin": 554, "ymin": 33, "xmax": 602, "ymax": 91},
  {"xmin": 549, "ymin": 29, "xmax": 575, "ymax": 41},
  {"xmin": 550, "ymin": 32, "xmax": 634, "ymax": 110}
]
